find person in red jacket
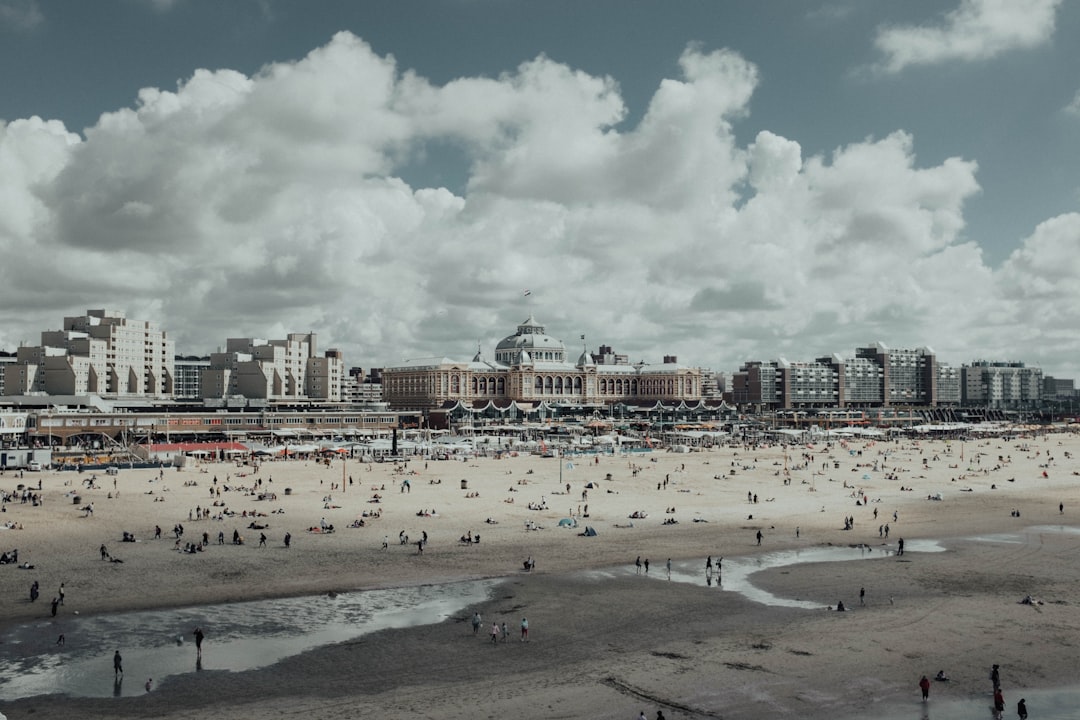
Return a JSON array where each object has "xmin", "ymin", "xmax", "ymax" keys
[{"xmin": 919, "ymin": 675, "xmax": 931, "ymax": 701}]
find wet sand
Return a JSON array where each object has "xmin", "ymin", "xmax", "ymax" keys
[{"xmin": 2, "ymin": 429, "xmax": 1080, "ymax": 718}]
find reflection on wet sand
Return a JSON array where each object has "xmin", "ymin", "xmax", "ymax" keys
[{"xmin": 0, "ymin": 579, "xmax": 496, "ymax": 699}]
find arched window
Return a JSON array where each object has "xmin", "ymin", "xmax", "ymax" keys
[
  {"xmin": 534, "ymin": 377, "xmax": 543, "ymax": 394},
  {"xmin": 478, "ymin": 377, "xmax": 486, "ymax": 395},
  {"xmin": 574, "ymin": 377, "xmax": 582, "ymax": 392},
  {"xmin": 554, "ymin": 377, "xmax": 563, "ymax": 394},
  {"xmin": 544, "ymin": 376, "xmax": 553, "ymax": 393},
  {"xmin": 497, "ymin": 377, "xmax": 505, "ymax": 394},
  {"xmin": 451, "ymin": 375, "xmax": 460, "ymax": 393}
]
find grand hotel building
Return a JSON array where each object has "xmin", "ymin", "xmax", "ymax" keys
[{"xmin": 381, "ymin": 316, "xmax": 704, "ymax": 418}]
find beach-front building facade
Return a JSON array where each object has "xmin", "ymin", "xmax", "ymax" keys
[
  {"xmin": 381, "ymin": 316, "xmax": 702, "ymax": 413},
  {"xmin": 199, "ymin": 334, "xmax": 343, "ymax": 402},
  {"xmin": 4, "ymin": 309, "xmax": 174, "ymax": 399},
  {"xmin": 962, "ymin": 361, "xmax": 1043, "ymax": 409},
  {"xmin": 173, "ymin": 357, "xmax": 210, "ymax": 400},
  {"xmin": 732, "ymin": 343, "xmax": 960, "ymax": 409}
]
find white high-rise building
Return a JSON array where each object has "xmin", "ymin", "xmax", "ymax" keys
[
  {"xmin": 5, "ymin": 309, "xmax": 174, "ymax": 399},
  {"xmin": 962, "ymin": 361, "xmax": 1043, "ymax": 408},
  {"xmin": 200, "ymin": 333, "xmax": 343, "ymax": 402}
]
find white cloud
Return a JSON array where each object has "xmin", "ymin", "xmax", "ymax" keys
[
  {"xmin": 0, "ymin": 0, "xmax": 42, "ymax": 31},
  {"xmin": 1065, "ymin": 88, "xmax": 1080, "ymax": 117},
  {"xmin": 130, "ymin": 0, "xmax": 181, "ymax": 12},
  {"xmin": 989, "ymin": 214, "xmax": 1080, "ymax": 366},
  {"xmin": 875, "ymin": 0, "xmax": 1062, "ymax": 73},
  {"xmin": 1, "ymin": 32, "xmax": 1079, "ymax": 378}
]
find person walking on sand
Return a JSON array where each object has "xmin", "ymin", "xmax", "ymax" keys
[
  {"xmin": 635, "ymin": 556, "xmax": 642, "ymax": 574},
  {"xmin": 1017, "ymin": 697, "xmax": 1028, "ymax": 719},
  {"xmin": 756, "ymin": 530, "xmax": 763, "ymax": 545},
  {"xmin": 114, "ymin": 650, "xmax": 123, "ymax": 677},
  {"xmin": 991, "ymin": 663, "xmax": 1001, "ymax": 691},
  {"xmin": 193, "ymin": 627, "xmax": 205, "ymax": 658},
  {"xmin": 860, "ymin": 587, "xmax": 866, "ymax": 605},
  {"xmin": 490, "ymin": 622, "xmax": 500, "ymax": 645},
  {"xmin": 919, "ymin": 674, "xmax": 930, "ymax": 701},
  {"xmin": 520, "ymin": 616, "xmax": 529, "ymax": 642},
  {"xmin": 666, "ymin": 558, "xmax": 672, "ymax": 580},
  {"xmin": 472, "ymin": 612, "xmax": 482, "ymax": 635},
  {"xmin": 993, "ymin": 687, "xmax": 1005, "ymax": 719}
]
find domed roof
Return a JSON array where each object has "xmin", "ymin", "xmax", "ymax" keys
[
  {"xmin": 495, "ymin": 315, "xmax": 566, "ymax": 364},
  {"xmin": 495, "ymin": 316, "xmax": 565, "ymax": 351}
]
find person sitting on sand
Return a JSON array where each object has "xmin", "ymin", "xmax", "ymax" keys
[{"xmin": 935, "ymin": 670, "xmax": 950, "ymax": 681}]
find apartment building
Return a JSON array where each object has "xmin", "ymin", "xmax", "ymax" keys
[
  {"xmin": 200, "ymin": 333, "xmax": 343, "ymax": 402},
  {"xmin": 733, "ymin": 343, "xmax": 958, "ymax": 409},
  {"xmin": 962, "ymin": 361, "xmax": 1043, "ymax": 409},
  {"xmin": 4, "ymin": 309, "xmax": 174, "ymax": 399}
]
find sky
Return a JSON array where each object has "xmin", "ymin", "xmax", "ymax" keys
[{"xmin": 1, "ymin": 0, "xmax": 1079, "ymax": 379}]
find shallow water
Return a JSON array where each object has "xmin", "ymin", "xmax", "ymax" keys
[
  {"xmin": 967, "ymin": 523, "xmax": 1080, "ymax": 545},
  {"xmin": 840, "ymin": 686, "xmax": 1080, "ymax": 720},
  {"xmin": 584, "ymin": 539, "xmax": 945, "ymax": 608},
  {"xmin": 0, "ymin": 579, "xmax": 496, "ymax": 699},
  {"xmin": 1, "ymin": 525, "xmax": 1075, "ymax": 703}
]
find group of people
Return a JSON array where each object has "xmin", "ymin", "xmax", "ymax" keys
[
  {"xmin": 918, "ymin": 664, "xmax": 1026, "ymax": 720},
  {"xmin": 471, "ymin": 612, "xmax": 529, "ymax": 642}
]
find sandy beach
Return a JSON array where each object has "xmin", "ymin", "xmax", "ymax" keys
[{"xmin": 3, "ymin": 428, "xmax": 1080, "ymax": 719}]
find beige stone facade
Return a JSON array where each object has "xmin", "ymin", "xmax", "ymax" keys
[{"xmin": 381, "ymin": 316, "xmax": 702, "ymax": 411}]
